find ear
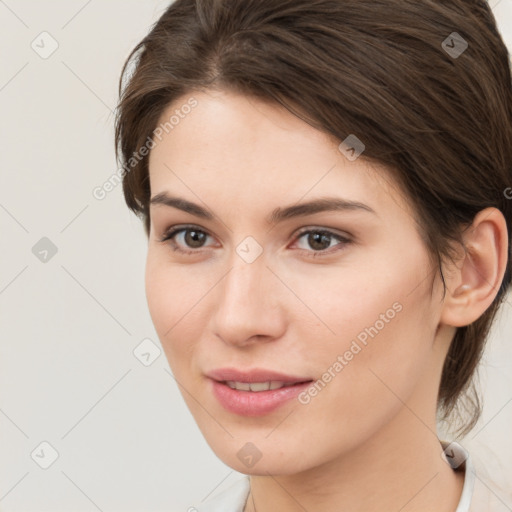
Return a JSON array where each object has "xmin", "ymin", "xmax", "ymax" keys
[{"xmin": 439, "ymin": 207, "xmax": 509, "ymax": 328}]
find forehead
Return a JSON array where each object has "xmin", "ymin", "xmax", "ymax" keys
[{"xmin": 148, "ymin": 89, "xmax": 413, "ymax": 223}]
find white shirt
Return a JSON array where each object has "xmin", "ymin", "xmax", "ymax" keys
[{"xmin": 191, "ymin": 442, "xmax": 509, "ymax": 511}]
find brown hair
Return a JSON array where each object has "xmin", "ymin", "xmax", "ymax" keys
[{"xmin": 114, "ymin": 0, "xmax": 512, "ymax": 435}]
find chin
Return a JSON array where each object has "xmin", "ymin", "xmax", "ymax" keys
[{"xmin": 204, "ymin": 435, "xmax": 317, "ymax": 476}]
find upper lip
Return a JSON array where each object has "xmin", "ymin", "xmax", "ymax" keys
[{"xmin": 206, "ymin": 367, "xmax": 314, "ymax": 384}]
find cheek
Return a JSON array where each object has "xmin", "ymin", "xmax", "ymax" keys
[
  {"xmin": 293, "ymin": 258, "xmax": 437, "ymax": 438},
  {"xmin": 293, "ymin": 249, "xmax": 434, "ymax": 363},
  {"xmin": 144, "ymin": 253, "xmax": 204, "ymax": 366},
  {"xmin": 145, "ymin": 253, "xmax": 172, "ymax": 338}
]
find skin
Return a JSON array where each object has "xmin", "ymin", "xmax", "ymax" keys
[{"xmin": 145, "ymin": 88, "xmax": 508, "ymax": 512}]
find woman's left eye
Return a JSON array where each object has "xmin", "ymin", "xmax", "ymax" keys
[
  {"xmin": 159, "ymin": 225, "xmax": 351, "ymax": 257},
  {"xmin": 293, "ymin": 229, "xmax": 351, "ymax": 256}
]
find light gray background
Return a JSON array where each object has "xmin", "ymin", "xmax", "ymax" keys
[{"xmin": 1, "ymin": 1, "xmax": 511, "ymax": 511}]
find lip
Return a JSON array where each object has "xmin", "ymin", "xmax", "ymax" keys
[
  {"xmin": 206, "ymin": 367, "xmax": 314, "ymax": 416},
  {"xmin": 206, "ymin": 367, "xmax": 313, "ymax": 384}
]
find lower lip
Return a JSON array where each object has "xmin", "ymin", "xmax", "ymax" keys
[{"xmin": 209, "ymin": 379, "xmax": 313, "ymax": 416}]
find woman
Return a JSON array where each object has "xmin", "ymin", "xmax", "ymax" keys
[{"xmin": 114, "ymin": 0, "xmax": 512, "ymax": 510}]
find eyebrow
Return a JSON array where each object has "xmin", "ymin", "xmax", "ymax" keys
[{"xmin": 149, "ymin": 192, "xmax": 377, "ymax": 225}]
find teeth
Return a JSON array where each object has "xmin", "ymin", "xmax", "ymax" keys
[{"xmin": 225, "ymin": 381, "xmax": 297, "ymax": 392}]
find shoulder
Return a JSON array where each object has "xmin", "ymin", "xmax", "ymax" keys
[{"xmin": 190, "ymin": 476, "xmax": 251, "ymax": 512}]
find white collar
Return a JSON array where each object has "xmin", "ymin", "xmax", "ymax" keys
[{"xmin": 440, "ymin": 440, "xmax": 476, "ymax": 512}]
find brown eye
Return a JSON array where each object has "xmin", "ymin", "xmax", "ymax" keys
[
  {"xmin": 182, "ymin": 229, "xmax": 207, "ymax": 248},
  {"xmin": 306, "ymin": 232, "xmax": 332, "ymax": 251},
  {"xmin": 293, "ymin": 229, "xmax": 351, "ymax": 257},
  {"xmin": 159, "ymin": 226, "xmax": 213, "ymax": 254}
]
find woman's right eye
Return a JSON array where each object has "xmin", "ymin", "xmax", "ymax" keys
[{"xmin": 159, "ymin": 226, "xmax": 215, "ymax": 254}]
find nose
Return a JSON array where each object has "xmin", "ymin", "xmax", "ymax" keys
[{"xmin": 211, "ymin": 254, "xmax": 287, "ymax": 347}]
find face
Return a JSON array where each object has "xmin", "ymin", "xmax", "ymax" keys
[{"xmin": 146, "ymin": 88, "xmax": 447, "ymax": 476}]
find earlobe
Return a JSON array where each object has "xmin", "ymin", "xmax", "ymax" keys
[{"xmin": 439, "ymin": 207, "xmax": 508, "ymax": 328}]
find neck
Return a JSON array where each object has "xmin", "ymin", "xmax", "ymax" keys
[{"xmin": 243, "ymin": 407, "xmax": 465, "ymax": 512}]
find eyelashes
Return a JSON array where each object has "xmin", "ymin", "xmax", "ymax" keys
[
  {"xmin": 158, "ymin": 224, "xmax": 352, "ymax": 258},
  {"xmin": 159, "ymin": 226, "xmax": 212, "ymax": 255}
]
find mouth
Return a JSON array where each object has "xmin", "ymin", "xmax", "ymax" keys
[
  {"xmin": 206, "ymin": 368, "xmax": 315, "ymax": 416},
  {"xmin": 206, "ymin": 367, "xmax": 314, "ymax": 385},
  {"xmin": 222, "ymin": 380, "xmax": 313, "ymax": 391}
]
